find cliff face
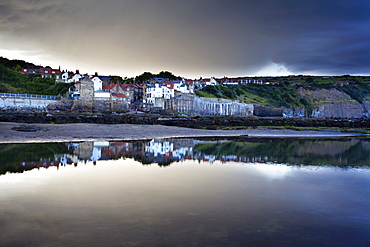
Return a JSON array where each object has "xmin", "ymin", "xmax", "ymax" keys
[
  {"xmin": 298, "ymin": 88, "xmax": 352, "ymax": 101},
  {"xmin": 310, "ymin": 102, "xmax": 364, "ymax": 118},
  {"xmin": 302, "ymin": 89, "xmax": 367, "ymax": 118},
  {"xmin": 362, "ymin": 99, "xmax": 370, "ymax": 118},
  {"xmin": 262, "ymin": 88, "xmax": 370, "ymax": 119}
]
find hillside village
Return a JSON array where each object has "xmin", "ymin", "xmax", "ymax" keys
[
  {"xmin": 2, "ymin": 55, "xmax": 370, "ymax": 118},
  {"xmin": 19, "ymin": 65, "xmax": 262, "ymax": 114}
]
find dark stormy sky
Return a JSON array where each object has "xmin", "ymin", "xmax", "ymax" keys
[{"xmin": 0, "ymin": 0, "xmax": 369, "ymax": 78}]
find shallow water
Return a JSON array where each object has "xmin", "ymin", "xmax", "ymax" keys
[{"xmin": 1, "ymin": 137, "xmax": 370, "ymax": 246}]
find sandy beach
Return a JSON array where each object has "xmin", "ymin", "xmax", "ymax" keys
[{"xmin": 0, "ymin": 122, "xmax": 364, "ymax": 143}]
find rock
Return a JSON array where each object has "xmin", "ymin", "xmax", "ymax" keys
[{"xmin": 47, "ymin": 99, "xmax": 73, "ymax": 111}]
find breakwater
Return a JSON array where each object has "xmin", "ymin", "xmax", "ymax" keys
[{"xmin": 1, "ymin": 112, "xmax": 370, "ymax": 129}]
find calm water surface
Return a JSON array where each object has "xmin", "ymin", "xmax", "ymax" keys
[{"xmin": 1, "ymin": 137, "xmax": 370, "ymax": 246}]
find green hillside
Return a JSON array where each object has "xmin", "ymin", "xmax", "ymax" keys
[
  {"xmin": 0, "ymin": 57, "xmax": 70, "ymax": 96},
  {"xmin": 196, "ymin": 76, "xmax": 370, "ymax": 108}
]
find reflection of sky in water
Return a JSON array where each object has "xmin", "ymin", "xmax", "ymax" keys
[{"xmin": 1, "ymin": 159, "xmax": 370, "ymax": 246}]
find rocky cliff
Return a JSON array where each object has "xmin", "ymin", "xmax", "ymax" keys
[{"xmin": 259, "ymin": 88, "xmax": 370, "ymax": 119}]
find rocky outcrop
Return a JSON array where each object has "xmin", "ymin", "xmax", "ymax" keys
[
  {"xmin": 1, "ymin": 111, "xmax": 370, "ymax": 129},
  {"xmin": 282, "ymin": 108, "xmax": 305, "ymax": 118},
  {"xmin": 282, "ymin": 88, "xmax": 370, "ymax": 119},
  {"xmin": 254, "ymin": 105, "xmax": 283, "ymax": 117},
  {"xmin": 47, "ymin": 99, "xmax": 74, "ymax": 111},
  {"xmin": 91, "ymin": 100, "xmax": 129, "ymax": 113},
  {"xmin": 362, "ymin": 98, "xmax": 370, "ymax": 118},
  {"xmin": 310, "ymin": 101, "xmax": 363, "ymax": 118},
  {"xmin": 47, "ymin": 99, "xmax": 129, "ymax": 113}
]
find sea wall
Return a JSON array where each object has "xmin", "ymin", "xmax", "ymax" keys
[
  {"xmin": 0, "ymin": 95, "xmax": 58, "ymax": 111},
  {"xmin": 165, "ymin": 95, "xmax": 253, "ymax": 116}
]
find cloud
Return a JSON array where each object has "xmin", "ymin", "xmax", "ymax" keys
[
  {"xmin": 0, "ymin": 0, "xmax": 369, "ymax": 77},
  {"xmin": 0, "ymin": 0, "xmax": 68, "ymax": 29}
]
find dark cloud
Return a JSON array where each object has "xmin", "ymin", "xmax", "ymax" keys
[{"xmin": 0, "ymin": 0, "xmax": 369, "ymax": 77}]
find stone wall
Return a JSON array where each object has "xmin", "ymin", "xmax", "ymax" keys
[
  {"xmin": 165, "ymin": 94, "xmax": 253, "ymax": 116},
  {"xmin": 48, "ymin": 98, "xmax": 129, "ymax": 113},
  {"xmin": 0, "ymin": 96, "xmax": 58, "ymax": 111}
]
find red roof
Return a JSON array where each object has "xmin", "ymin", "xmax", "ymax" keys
[
  {"xmin": 111, "ymin": 93, "xmax": 128, "ymax": 98},
  {"xmin": 164, "ymin": 82, "xmax": 174, "ymax": 89},
  {"xmin": 121, "ymin": 84, "xmax": 134, "ymax": 91},
  {"xmin": 21, "ymin": 67, "xmax": 61, "ymax": 75},
  {"xmin": 102, "ymin": 84, "xmax": 115, "ymax": 90}
]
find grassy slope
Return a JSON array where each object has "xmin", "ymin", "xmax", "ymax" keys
[
  {"xmin": 196, "ymin": 76, "xmax": 370, "ymax": 108},
  {"xmin": 0, "ymin": 64, "xmax": 71, "ymax": 96}
]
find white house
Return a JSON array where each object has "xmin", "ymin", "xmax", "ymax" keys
[
  {"xmin": 61, "ymin": 71, "xmax": 70, "ymax": 83},
  {"xmin": 90, "ymin": 76, "xmax": 103, "ymax": 91},
  {"xmin": 145, "ymin": 139, "xmax": 173, "ymax": 158},
  {"xmin": 173, "ymin": 79, "xmax": 193, "ymax": 94},
  {"xmin": 203, "ymin": 78, "xmax": 218, "ymax": 86},
  {"xmin": 68, "ymin": 73, "xmax": 83, "ymax": 83},
  {"xmin": 144, "ymin": 83, "xmax": 174, "ymax": 104}
]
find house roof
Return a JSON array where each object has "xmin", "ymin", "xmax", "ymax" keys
[
  {"xmin": 164, "ymin": 82, "xmax": 174, "ymax": 89},
  {"xmin": 131, "ymin": 83, "xmax": 144, "ymax": 89},
  {"xmin": 154, "ymin": 78, "xmax": 166, "ymax": 82},
  {"xmin": 98, "ymin": 76, "xmax": 110, "ymax": 81},
  {"xmin": 111, "ymin": 92, "xmax": 128, "ymax": 98},
  {"xmin": 102, "ymin": 84, "xmax": 115, "ymax": 90},
  {"xmin": 120, "ymin": 84, "xmax": 134, "ymax": 91},
  {"xmin": 21, "ymin": 67, "xmax": 62, "ymax": 75}
]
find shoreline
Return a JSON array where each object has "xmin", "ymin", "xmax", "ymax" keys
[{"xmin": 0, "ymin": 122, "xmax": 366, "ymax": 144}]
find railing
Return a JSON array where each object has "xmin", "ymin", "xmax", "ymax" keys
[{"xmin": 0, "ymin": 93, "xmax": 58, "ymax": 100}]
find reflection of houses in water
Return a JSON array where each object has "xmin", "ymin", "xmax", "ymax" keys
[
  {"xmin": 18, "ymin": 139, "xmax": 284, "ymax": 171},
  {"xmin": 20, "ymin": 153, "xmax": 79, "ymax": 171},
  {"xmin": 10, "ymin": 138, "xmax": 370, "ymax": 175},
  {"xmin": 220, "ymin": 155, "xmax": 269, "ymax": 163},
  {"xmin": 71, "ymin": 139, "xmax": 200, "ymax": 165},
  {"xmin": 92, "ymin": 141, "xmax": 109, "ymax": 162},
  {"xmin": 202, "ymin": 155, "xmax": 216, "ymax": 163},
  {"xmin": 71, "ymin": 141, "xmax": 146, "ymax": 163},
  {"xmin": 21, "ymin": 159, "xmax": 61, "ymax": 170},
  {"xmin": 144, "ymin": 139, "xmax": 198, "ymax": 164}
]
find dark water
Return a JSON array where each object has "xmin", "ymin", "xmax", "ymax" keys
[{"xmin": 1, "ymin": 137, "xmax": 370, "ymax": 246}]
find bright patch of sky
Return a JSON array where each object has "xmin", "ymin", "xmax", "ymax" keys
[{"xmin": 254, "ymin": 62, "xmax": 293, "ymax": 77}]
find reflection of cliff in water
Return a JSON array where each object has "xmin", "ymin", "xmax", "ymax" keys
[
  {"xmin": 194, "ymin": 138, "xmax": 370, "ymax": 167},
  {"xmin": 0, "ymin": 143, "xmax": 72, "ymax": 175},
  {"xmin": 1, "ymin": 137, "xmax": 370, "ymax": 175}
]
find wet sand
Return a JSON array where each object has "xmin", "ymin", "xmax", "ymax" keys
[{"xmin": 0, "ymin": 122, "xmax": 364, "ymax": 143}]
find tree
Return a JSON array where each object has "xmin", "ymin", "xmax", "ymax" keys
[
  {"xmin": 14, "ymin": 64, "xmax": 22, "ymax": 71},
  {"xmin": 109, "ymin": 75, "xmax": 124, "ymax": 83},
  {"xmin": 157, "ymin": 71, "xmax": 180, "ymax": 80},
  {"xmin": 135, "ymin": 72, "xmax": 154, "ymax": 82}
]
